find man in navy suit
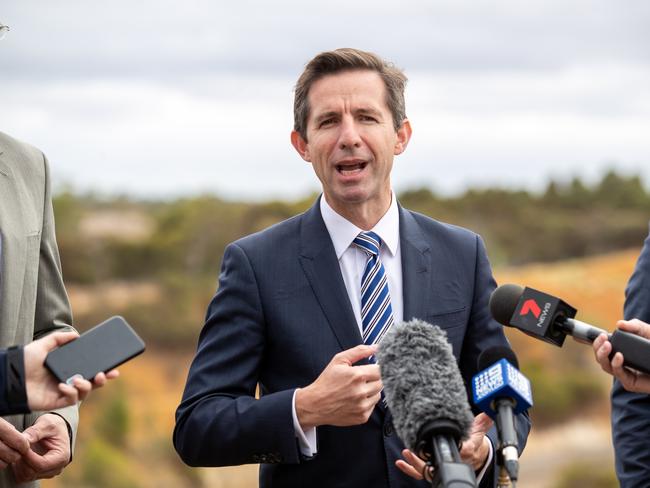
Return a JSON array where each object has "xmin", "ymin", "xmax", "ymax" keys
[
  {"xmin": 174, "ymin": 48, "xmax": 530, "ymax": 487},
  {"xmin": 593, "ymin": 228, "xmax": 650, "ymax": 487}
]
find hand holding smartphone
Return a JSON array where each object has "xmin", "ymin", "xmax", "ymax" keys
[{"xmin": 45, "ymin": 316, "xmax": 145, "ymax": 384}]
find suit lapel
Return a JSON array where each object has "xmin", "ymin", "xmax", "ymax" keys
[
  {"xmin": 298, "ymin": 199, "xmax": 362, "ymax": 352},
  {"xmin": 297, "ymin": 202, "xmax": 434, "ymax": 348},
  {"xmin": 399, "ymin": 207, "xmax": 431, "ymax": 322}
]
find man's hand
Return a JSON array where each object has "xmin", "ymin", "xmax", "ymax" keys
[
  {"xmin": 593, "ymin": 319, "xmax": 650, "ymax": 393},
  {"xmin": 11, "ymin": 414, "xmax": 70, "ymax": 482},
  {"xmin": 24, "ymin": 331, "xmax": 120, "ymax": 411},
  {"xmin": 0, "ymin": 419, "xmax": 29, "ymax": 469},
  {"xmin": 295, "ymin": 344, "xmax": 382, "ymax": 429},
  {"xmin": 460, "ymin": 413, "xmax": 493, "ymax": 472},
  {"xmin": 396, "ymin": 413, "xmax": 493, "ymax": 481},
  {"xmin": 396, "ymin": 448, "xmax": 429, "ymax": 481}
]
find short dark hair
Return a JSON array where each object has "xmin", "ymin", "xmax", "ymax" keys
[{"xmin": 293, "ymin": 48, "xmax": 408, "ymax": 141}]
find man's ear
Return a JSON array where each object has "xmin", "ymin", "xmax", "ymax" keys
[
  {"xmin": 394, "ymin": 119, "xmax": 412, "ymax": 155},
  {"xmin": 291, "ymin": 130, "xmax": 311, "ymax": 162}
]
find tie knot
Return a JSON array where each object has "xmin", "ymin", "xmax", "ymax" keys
[{"xmin": 353, "ymin": 231, "xmax": 382, "ymax": 257}]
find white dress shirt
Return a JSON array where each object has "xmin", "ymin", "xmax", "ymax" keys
[{"xmin": 292, "ymin": 193, "xmax": 402, "ymax": 456}]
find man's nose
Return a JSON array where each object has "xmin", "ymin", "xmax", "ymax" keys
[{"xmin": 338, "ymin": 117, "xmax": 362, "ymax": 150}]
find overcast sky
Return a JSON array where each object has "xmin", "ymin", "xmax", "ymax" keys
[{"xmin": 1, "ymin": 0, "xmax": 649, "ymax": 200}]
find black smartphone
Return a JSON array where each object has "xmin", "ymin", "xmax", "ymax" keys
[{"xmin": 45, "ymin": 316, "xmax": 145, "ymax": 383}]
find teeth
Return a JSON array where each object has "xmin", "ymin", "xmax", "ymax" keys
[{"xmin": 337, "ymin": 162, "xmax": 366, "ymax": 173}]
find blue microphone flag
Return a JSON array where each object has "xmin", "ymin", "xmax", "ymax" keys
[{"xmin": 472, "ymin": 359, "xmax": 533, "ymax": 417}]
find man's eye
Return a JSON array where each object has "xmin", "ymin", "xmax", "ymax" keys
[
  {"xmin": 360, "ymin": 115, "xmax": 377, "ymax": 122},
  {"xmin": 319, "ymin": 119, "xmax": 334, "ymax": 128}
]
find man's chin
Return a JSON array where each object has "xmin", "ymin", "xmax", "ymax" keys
[{"xmin": 328, "ymin": 188, "xmax": 370, "ymax": 206}]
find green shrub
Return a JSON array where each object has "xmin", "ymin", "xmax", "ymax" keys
[
  {"xmin": 81, "ymin": 438, "xmax": 140, "ymax": 488},
  {"xmin": 95, "ymin": 386, "xmax": 130, "ymax": 448}
]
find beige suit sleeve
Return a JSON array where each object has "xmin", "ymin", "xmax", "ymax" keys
[{"xmin": 24, "ymin": 152, "xmax": 79, "ymax": 451}]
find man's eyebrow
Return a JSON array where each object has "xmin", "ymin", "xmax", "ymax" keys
[
  {"xmin": 355, "ymin": 107, "xmax": 383, "ymax": 117},
  {"xmin": 314, "ymin": 111, "xmax": 339, "ymax": 122},
  {"xmin": 313, "ymin": 107, "xmax": 383, "ymax": 122}
]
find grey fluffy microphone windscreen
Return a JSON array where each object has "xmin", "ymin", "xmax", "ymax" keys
[{"xmin": 376, "ymin": 319, "xmax": 474, "ymax": 452}]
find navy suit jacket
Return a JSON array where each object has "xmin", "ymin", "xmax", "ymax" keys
[
  {"xmin": 174, "ymin": 199, "xmax": 530, "ymax": 487},
  {"xmin": 612, "ymin": 226, "xmax": 650, "ymax": 487}
]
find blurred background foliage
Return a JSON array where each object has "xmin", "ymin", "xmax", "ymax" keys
[
  {"xmin": 54, "ymin": 169, "xmax": 650, "ymax": 349},
  {"xmin": 45, "ymin": 169, "xmax": 648, "ymax": 487}
]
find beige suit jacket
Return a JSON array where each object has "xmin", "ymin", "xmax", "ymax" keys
[{"xmin": 0, "ymin": 132, "xmax": 78, "ymax": 487}]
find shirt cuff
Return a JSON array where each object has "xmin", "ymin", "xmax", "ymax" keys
[
  {"xmin": 291, "ymin": 389, "xmax": 317, "ymax": 457},
  {"xmin": 475, "ymin": 436, "xmax": 494, "ymax": 484}
]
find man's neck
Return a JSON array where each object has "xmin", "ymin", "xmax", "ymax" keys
[{"xmin": 324, "ymin": 194, "xmax": 392, "ymax": 231}]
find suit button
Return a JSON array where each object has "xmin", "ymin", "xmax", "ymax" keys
[{"xmin": 383, "ymin": 422, "xmax": 394, "ymax": 437}]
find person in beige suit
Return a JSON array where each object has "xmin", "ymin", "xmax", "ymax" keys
[{"xmin": 0, "ymin": 131, "xmax": 89, "ymax": 485}]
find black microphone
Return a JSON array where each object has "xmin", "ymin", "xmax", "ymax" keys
[
  {"xmin": 472, "ymin": 347, "xmax": 532, "ymax": 486},
  {"xmin": 377, "ymin": 319, "xmax": 476, "ymax": 488},
  {"xmin": 490, "ymin": 284, "xmax": 650, "ymax": 375}
]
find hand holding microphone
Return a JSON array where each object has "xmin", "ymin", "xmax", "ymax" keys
[
  {"xmin": 593, "ymin": 319, "xmax": 650, "ymax": 394},
  {"xmin": 377, "ymin": 319, "xmax": 478, "ymax": 487},
  {"xmin": 490, "ymin": 284, "xmax": 650, "ymax": 376},
  {"xmin": 471, "ymin": 347, "xmax": 533, "ymax": 487}
]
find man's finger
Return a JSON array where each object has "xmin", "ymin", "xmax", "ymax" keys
[
  {"xmin": 361, "ymin": 379, "xmax": 384, "ymax": 397},
  {"xmin": 396, "ymin": 459, "xmax": 424, "ymax": 480},
  {"xmin": 0, "ymin": 443, "xmax": 23, "ymax": 466},
  {"xmin": 92, "ymin": 372, "xmax": 107, "ymax": 387},
  {"xmin": 395, "ymin": 449, "xmax": 426, "ymax": 481},
  {"xmin": 610, "ymin": 352, "xmax": 650, "ymax": 393},
  {"xmin": 353, "ymin": 364, "xmax": 381, "ymax": 381},
  {"xmin": 472, "ymin": 412, "xmax": 493, "ymax": 435},
  {"xmin": 334, "ymin": 345, "xmax": 378, "ymax": 365},
  {"xmin": 592, "ymin": 333, "xmax": 606, "ymax": 351},
  {"xmin": 69, "ymin": 377, "xmax": 93, "ymax": 401},
  {"xmin": 621, "ymin": 319, "xmax": 650, "ymax": 340},
  {"xmin": 36, "ymin": 331, "xmax": 79, "ymax": 351},
  {"xmin": 595, "ymin": 340, "xmax": 614, "ymax": 372},
  {"xmin": 105, "ymin": 369, "xmax": 120, "ymax": 380},
  {"xmin": 19, "ymin": 448, "xmax": 51, "ymax": 472},
  {"xmin": 11, "ymin": 461, "xmax": 36, "ymax": 483},
  {"xmin": 22, "ymin": 424, "xmax": 47, "ymax": 447},
  {"xmin": 56, "ymin": 383, "xmax": 81, "ymax": 406},
  {"xmin": 0, "ymin": 422, "xmax": 29, "ymax": 455}
]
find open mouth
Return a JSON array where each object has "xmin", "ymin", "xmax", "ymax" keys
[{"xmin": 336, "ymin": 161, "xmax": 367, "ymax": 175}]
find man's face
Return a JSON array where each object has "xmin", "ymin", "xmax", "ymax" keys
[{"xmin": 291, "ymin": 70, "xmax": 411, "ymax": 218}]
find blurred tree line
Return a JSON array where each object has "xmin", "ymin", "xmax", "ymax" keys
[
  {"xmin": 53, "ymin": 170, "xmax": 650, "ymax": 348},
  {"xmin": 400, "ymin": 170, "xmax": 650, "ymax": 265}
]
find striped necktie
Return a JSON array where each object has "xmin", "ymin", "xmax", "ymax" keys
[{"xmin": 353, "ymin": 231, "xmax": 395, "ymax": 350}]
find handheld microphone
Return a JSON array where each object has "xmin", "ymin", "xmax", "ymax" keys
[
  {"xmin": 490, "ymin": 284, "xmax": 650, "ymax": 375},
  {"xmin": 472, "ymin": 347, "xmax": 532, "ymax": 485},
  {"xmin": 377, "ymin": 319, "xmax": 476, "ymax": 488}
]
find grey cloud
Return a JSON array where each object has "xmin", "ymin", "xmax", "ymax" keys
[
  {"xmin": 1, "ymin": 0, "xmax": 648, "ymax": 199},
  {"xmin": 1, "ymin": 0, "xmax": 649, "ymax": 82}
]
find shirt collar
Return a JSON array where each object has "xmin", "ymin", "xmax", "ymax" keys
[{"xmin": 320, "ymin": 192, "xmax": 400, "ymax": 260}]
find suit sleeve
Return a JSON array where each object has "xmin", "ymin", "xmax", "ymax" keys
[
  {"xmin": 611, "ymin": 227, "xmax": 650, "ymax": 488},
  {"xmin": 462, "ymin": 235, "xmax": 531, "ymax": 487},
  {"xmin": 24, "ymin": 153, "xmax": 78, "ymax": 449},
  {"xmin": 0, "ymin": 351, "xmax": 10, "ymax": 415},
  {"xmin": 174, "ymin": 242, "xmax": 301, "ymax": 467}
]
